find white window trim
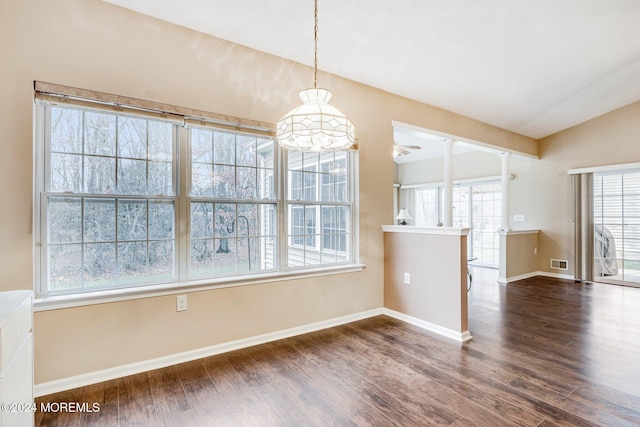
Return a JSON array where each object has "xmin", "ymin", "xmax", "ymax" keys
[
  {"xmin": 185, "ymin": 124, "xmax": 280, "ymax": 280},
  {"xmin": 33, "ymin": 85, "xmax": 362, "ymax": 304},
  {"xmin": 568, "ymin": 162, "xmax": 640, "ymax": 175},
  {"xmin": 284, "ymin": 152, "xmax": 354, "ymax": 265},
  {"xmin": 35, "ymin": 104, "xmax": 182, "ymax": 296}
]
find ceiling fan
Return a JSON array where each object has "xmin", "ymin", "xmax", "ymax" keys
[{"xmin": 393, "ymin": 141, "xmax": 422, "ymax": 157}]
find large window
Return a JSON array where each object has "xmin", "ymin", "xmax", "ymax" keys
[
  {"xmin": 189, "ymin": 127, "xmax": 276, "ymax": 278},
  {"xmin": 593, "ymin": 170, "xmax": 640, "ymax": 284},
  {"xmin": 469, "ymin": 183, "xmax": 501, "ymax": 266},
  {"xmin": 414, "ymin": 187, "xmax": 439, "ymax": 226},
  {"xmin": 35, "ymin": 98, "xmax": 355, "ymax": 297},
  {"xmin": 40, "ymin": 105, "xmax": 177, "ymax": 294},
  {"xmin": 287, "ymin": 151, "xmax": 351, "ymax": 267}
]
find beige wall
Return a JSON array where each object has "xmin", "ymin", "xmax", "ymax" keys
[
  {"xmin": 0, "ymin": 0, "xmax": 544, "ymax": 385},
  {"xmin": 498, "ymin": 231, "xmax": 539, "ymax": 281},
  {"xmin": 384, "ymin": 230, "xmax": 468, "ymax": 334},
  {"xmin": 535, "ymin": 101, "xmax": 640, "ymax": 275}
]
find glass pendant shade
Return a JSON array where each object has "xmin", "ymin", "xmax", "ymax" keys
[{"xmin": 277, "ymin": 88, "xmax": 355, "ymax": 152}]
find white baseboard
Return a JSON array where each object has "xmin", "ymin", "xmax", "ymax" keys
[
  {"xmin": 499, "ymin": 271, "xmax": 574, "ymax": 284},
  {"xmin": 380, "ymin": 308, "xmax": 472, "ymax": 343},
  {"xmin": 501, "ymin": 271, "xmax": 539, "ymax": 284},
  {"xmin": 536, "ymin": 271, "xmax": 574, "ymax": 280},
  {"xmin": 34, "ymin": 308, "xmax": 384, "ymax": 397}
]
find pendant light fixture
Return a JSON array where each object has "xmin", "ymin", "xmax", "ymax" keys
[{"xmin": 276, "ymin": 0, "xmax": 355, "ymax": 152}]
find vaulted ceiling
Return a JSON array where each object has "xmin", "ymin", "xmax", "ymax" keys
[{"xmin": 103, "ymin": 0, "xmax": 640, "ymax": 140}]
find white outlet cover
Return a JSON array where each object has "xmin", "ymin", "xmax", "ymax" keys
[
  {"xmin": 176, "ymin": 295, "xmax": 188, "ymax": 311},
  {"xmin": 513, "ymin": 214, "xmax": 526, "ymax": 222}
]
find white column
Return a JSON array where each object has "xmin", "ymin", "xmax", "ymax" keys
[
  {"xmin": 443, "ymin": 139, "xmax": 454, "ymax": 227},
  {"xmin": 500, "ymin": 152, "xmax": 511, "ymax": 231}
]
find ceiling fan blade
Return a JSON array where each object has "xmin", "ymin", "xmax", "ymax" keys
[
  {"xmin": 398, "ymin": 144, "xmax": 422, "ymax": 150},
  {"xmin": 394, "ymin": 146, "xmax": 410, "ymax": 156}
]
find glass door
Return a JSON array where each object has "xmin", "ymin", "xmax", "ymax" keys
[
  {"xmin": 413, "ymin": 181, "xmax": 501, "ymax": 267},
  {"xmin": 593, "ymin": 170, "xmax": 640, "ymax": 286}
]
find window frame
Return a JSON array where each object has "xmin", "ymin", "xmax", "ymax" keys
[
  {"xmin": 284, "ymin": 150, "xmax": 354, "ymax": 268},
  {"xmin": 34, "ymin": 91, "xmax": 360, "ymax": 304},
  {"xmin": 185, "ymin": 125, "xmax": 279, "ymax": 280},
  {"xmin": 36, "ymin": 104, "xmax": 181, "ymax": 296}
]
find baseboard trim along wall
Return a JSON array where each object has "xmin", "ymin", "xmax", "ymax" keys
[
  {"xmin": 498, "ymin": 271, "xmax": 539, "ymax": 284},
  {"xmin": 499, "ymin": 271, "xmax": 574, "ymax": 284},
  {"xmin": 35, "ymin": 304, "xmax": 477, "ymax": 397},
  {"xmin": 35, "ymin": 308, "xmax": 384, "ymax": 397},
  {"xmin": 381, "ymin": 308, "xmax": 473, "ymax": 343},
  {"xmin": 536, "ymin": 271, "xmax": 574, "ymax": 281}
]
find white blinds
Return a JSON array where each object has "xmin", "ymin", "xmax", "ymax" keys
[
  {"xmin": 573, "ymin": 167, "xmax": 640, "ymax": 284},
  {"xmin": 593, "ymin": 170, "xmax": 640, "ymax": 283}
]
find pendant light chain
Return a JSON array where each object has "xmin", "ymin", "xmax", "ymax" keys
[
  {"xmin": 313, "ymin": 0, "xmax": 319, "ymax": 89},
  {"xmin": 275, "ymin": 0, "xmax": 355, "ymax": 152}
]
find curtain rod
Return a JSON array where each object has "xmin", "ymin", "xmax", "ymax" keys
[{"xmin": 34, "ymin": 81, "xmax": 276, "ymax": 137}]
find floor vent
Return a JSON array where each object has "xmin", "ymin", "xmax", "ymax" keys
[{"xmin": 550, "ymin": 259, "xmax": 569, "ymax": 270}]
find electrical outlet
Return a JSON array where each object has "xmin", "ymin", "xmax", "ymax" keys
[
  {"xmin": 176, "ymin": 294, "xmax": 188, "ymax": 312},
  {"xmin": 534, "ymin": 247, "xmax": 537, "ymax": 255},
  {"xmin": 513, "ymin": 214, "xmax": 526, "ymax": 222},
  {"xmin": 403, "ymin": 272, "xmax": 411, "ymax": 285}
]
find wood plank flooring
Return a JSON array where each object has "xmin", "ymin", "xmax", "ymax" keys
[{"xmin": 35, "ymin": 270, "xmax": 640, "ymax": 426}]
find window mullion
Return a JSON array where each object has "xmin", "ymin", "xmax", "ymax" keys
[
  {"xmin": 38, "ymin": 192, "xmax": 48, "ymax": 297},
  {"xmin": 350, "ymin": 152, "xmax": 357, "ymax": 262},
  {"xmin": 278, "ymin": 147, "xmax": 288, "ymax": 271},
  {"xmin": 114, "ymin": 194, "xmax": 120, "ymax": 285},
  {"xmin": 81, "ymin": 198, "xmax": 86, "ymax": 290},
  {"xmin": 35, "ymin": 105, "xmax": 48, "ymax": 296},
  {"xmin": 178, "ymin": 125, "xmax": 189, "ymax": 282}
]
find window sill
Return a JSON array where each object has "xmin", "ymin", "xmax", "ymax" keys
[{"xmin": 33, "ymin": 264, "xmax": 366, "ymax": 312}]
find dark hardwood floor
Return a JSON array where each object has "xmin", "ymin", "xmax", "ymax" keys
[{"xmin": 36, "ymin": 270, "xmax": 640, "ymax": 426}]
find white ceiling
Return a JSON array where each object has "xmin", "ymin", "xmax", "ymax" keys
[{"xmin": 103, "ymin": 0, "xmax": 640, "ymax": 142}]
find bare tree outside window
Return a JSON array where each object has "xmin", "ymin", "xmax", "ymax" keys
[
  {"xmin": 36, "ymin": 96, "xmax": 354, "ymax": 297},
  {"xmin": 44, "ymin": 105, "xmax": 176, "ymax": 293},
  {"xmin": 189, "ymin": 127, "xmax": 276, "ymax": 278}
]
